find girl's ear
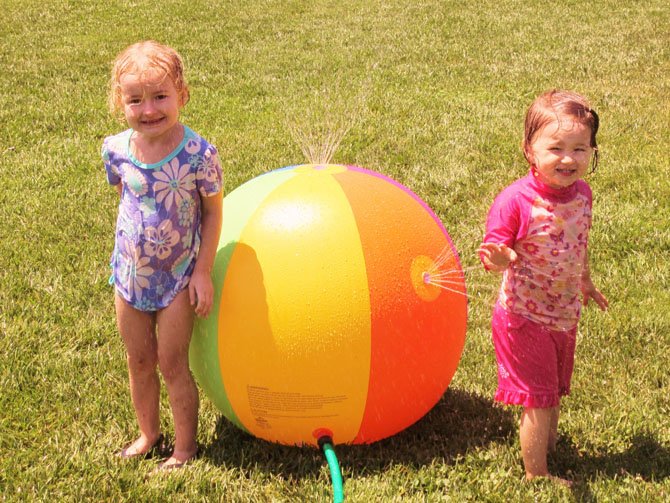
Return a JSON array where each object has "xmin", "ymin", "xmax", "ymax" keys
[
  {"xmin": 523, "ymin": 146, "xmax": 534, "ymax": 166},
  {"xmin": 179, "ymin": 88, "xmax": 190, "ymax": 108}
]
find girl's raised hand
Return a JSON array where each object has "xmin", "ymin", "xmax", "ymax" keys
[{"xmin": 477, "ymin": 242, "xmax": 518, "ymax": 273}]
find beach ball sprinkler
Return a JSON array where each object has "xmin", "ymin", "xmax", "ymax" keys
[{"xmin": 190, "ymin": 163, "xmax": 467, "ymax": 501}]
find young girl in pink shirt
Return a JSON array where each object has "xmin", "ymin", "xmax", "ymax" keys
[{"xmin": 478, "ymin": 90, "xmax": 609, "ymax": 484}]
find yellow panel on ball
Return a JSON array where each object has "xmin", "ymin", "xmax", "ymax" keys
[{"xmin": 218, "ymin": 168, "xmax": 371, "ymax": 445}]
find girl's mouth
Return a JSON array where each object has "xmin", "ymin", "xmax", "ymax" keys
[{"xmin": 142, "ymin": 117, "xmax": 164, "ymax": 126}]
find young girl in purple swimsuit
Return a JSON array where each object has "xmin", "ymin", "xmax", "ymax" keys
[
  {"xmin": 479, "ymin": 90, "xmax": 609, "ymax": 485},
  {"xmin": 102, "ymin": 41, "xmax": 223, "ymax": 471}
]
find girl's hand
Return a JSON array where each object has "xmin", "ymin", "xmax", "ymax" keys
[
  {"xmin": 477, "ymin": 242, "xmax": 518, "ymax": 272},
  {"xmin": 581, "ymin": 276, "xmax": 609, "ymax": 311},
  {"xmin": 189, "ymin": 269, "xmax": 214, "ymax": 318}
]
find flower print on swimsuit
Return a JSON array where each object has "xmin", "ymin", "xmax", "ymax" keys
[
  {"xmin": 517, "ymin": 266, "xmax": 534, "ymax": 280},
  {"xmin": 116, "ymin": 250, "xmax": 131, "ymax": 288},
  {"xmin": 546, "ymin": 291, "xmax": 563, "ymax": 304},
  {"xmin": 143, "ymin": 219, "xmax": 180, "ymax": 260},
  {"xmin": 124, "ymin": 164, "xmax": 149, "ymax": 198},
  {"xmin": 154, "ymin": 157, "xmax": 196, "ymax": 211},
  {"xmin": 525, "ymin": 299, "xmax": 539, "ymax": 313},
  {"xmin": 117, "ymin": 205, "xmax": 140, "ymax": 242},
  {"xmin": 196, "ymin": 151, "xmax": 222, "ymax": 185},
  {"xmin": 122, "ymin": 240, "xmax": 154, "ymax": 300},
  {"xmin": 136, "ymin": 297, "xmax": 157, "ymax": 311},
  {"xmin": 184, "ymin": 137, "xmax": 201, "ymax": 155},
  {"xmin": 522, "ymin": 242, "xmax": 540, "ymax": 256},
  {"xmin": 147, "ymin": 270, "xmax": 172, "ymax": 300},
  {"xmin": 188, "ymin": 153, "xmax": 203, "ymax": 171},
  {"xmin": 171, "ymin": 250, "xmax": 192, "ymax": 279},
  {"xmin": 181, "ymin": 229, "xmax": 193, "ymax": 249},
  {"xmin": 177, "ymin": 197, "xmax": 195, "ymax": 227},
  {"xmin": 140, "ymin": 196, "xmax": 157, "ymax": 218}
]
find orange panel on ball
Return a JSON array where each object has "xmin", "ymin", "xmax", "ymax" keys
[{"xmin": 333, "ymin": 167, "xmax": 467, "ymax": 443}]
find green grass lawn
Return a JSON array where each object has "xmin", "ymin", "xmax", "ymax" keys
[{"xmin": 1, "ymin": 0, "xmax": 669, "ymax": 501}]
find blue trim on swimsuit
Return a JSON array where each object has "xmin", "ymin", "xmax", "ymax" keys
[{"xmin": 126, "ymin": 126, "xmax": 194, "ymax": 170}]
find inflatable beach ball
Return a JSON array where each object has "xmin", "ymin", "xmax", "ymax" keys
[{"xmin": 190, "ymin": 164, "xmax": 467, "ymax": 446}]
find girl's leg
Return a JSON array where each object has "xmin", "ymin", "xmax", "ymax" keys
[
  {"xmin": 548, "ymin": 405, "xmax": 560, "ymax": 453},
  {"xmin": 520, "ymin": 407, "xmax": 553, "ymax": 479},
  {"xmin": 156, "ymin": 289, "xmax": 198, "ymax": 465},
  {"xmin": 115, "ymin": 294, "xmax": 161, "ymax": 454},
  {"xmin": 520, "ymin": 407, "xmax": 571, "ymax": 486}
]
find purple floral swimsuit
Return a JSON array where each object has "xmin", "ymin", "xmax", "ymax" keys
[{"xmin": 102, "ymin": 126, "xmax": 222, "ymax": 311}]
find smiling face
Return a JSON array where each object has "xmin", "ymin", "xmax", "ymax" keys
[
  {"xmin": 119, "ymin": 68, "xmax": 182, "ymax": 141},
  {"xmin": 526, "ymin": 118, "xmax": 594, "ymax": 189}
]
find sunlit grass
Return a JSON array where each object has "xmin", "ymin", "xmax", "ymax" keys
[{"xmin": 1, "ymin": 0, "xmax": 669, "ymax": 500}]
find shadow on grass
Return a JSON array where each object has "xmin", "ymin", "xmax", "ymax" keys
[
  {"xmin": 203, "ymin": 387, "xmax": 516, "ymax": 477},
  {"xmin": 552, "ymin": 432, "xmax": 670, "ymax": 501}
]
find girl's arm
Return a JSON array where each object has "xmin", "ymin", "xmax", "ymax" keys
[
  {"xmin": 478, "ymin": 186, "xmax": 523, "ymax": 273},
  {"xmin": 189, "ymin": 191, "xmax": 223, "ymax": 317},
  {"xmin": 581, "ymin": 251, "xmax": 609, "ymax": 311}
]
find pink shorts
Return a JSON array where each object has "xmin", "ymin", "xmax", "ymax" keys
[{"xmin": 492, "ymin": 303, "xmax": 577, "ymax": 408}]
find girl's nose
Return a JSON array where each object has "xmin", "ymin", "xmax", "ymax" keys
[{"xmin": 141, "ymin": 99, "xmax": 157, "ymax": 115}]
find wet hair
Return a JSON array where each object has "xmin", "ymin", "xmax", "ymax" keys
[
  {"xmin": 523, "ymin": 89, "xmax": 600, "ymax": 173},
  {"xmin": 108, "ymin": 40, "xmax": 190, "ymax": 117}
]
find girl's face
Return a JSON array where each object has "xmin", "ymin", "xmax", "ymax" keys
[
  {"xmin": 119, "ymin": 68, "xmax": 182, "ymax": 141},
  {"xmin": 526, "ymin": 118, "xmax": 593, "ymax": 189}
]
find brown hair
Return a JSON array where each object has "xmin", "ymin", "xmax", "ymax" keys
[
  {"xmin": 108, "ymin": 40, "xmax": 190, "ymax": 117},
  {"xmin": 523, "ymin": 89, "xmax": 600, "ymax": 172}
]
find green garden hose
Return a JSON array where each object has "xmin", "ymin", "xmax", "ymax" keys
[{"xmin": 318, "ymin": 436, "xmax": 344, "ymax": 502}]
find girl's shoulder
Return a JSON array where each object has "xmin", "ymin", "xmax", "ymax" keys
[
  {"xmin": 573, "ymin": 179, "xmax": 592, "ymax": 199},
  {"xmin": 101, "ymin": 129, "xmax": 132, "ymax": 160},
  {"xmin": 492, "ymin": 175, "xmax": 533, "ymax": 209},
  {"xmin": 183, "ymin": 126, "xmax": 218, "ymax": 156},
  {"xmin": 571, "ymin": 179, "xmax": 593, "ymax": 210},
  {"xmin": 501, "ymin": 176, "xmax": 532, "ymax": 196}
]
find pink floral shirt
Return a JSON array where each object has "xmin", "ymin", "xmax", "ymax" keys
[{"xmin": 484, "ymin": 172, "xmax": 592, "ymax": 331}]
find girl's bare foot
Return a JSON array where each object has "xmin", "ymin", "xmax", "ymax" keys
[
  {"xmin": 526, "ymin": 473, "xmax": 573, "ymax": 488},
  {"xmin": 151, "ymin": 447, "xmax": 200, "ymax": 474},
  {"xmin": 548, "ymin": 474, "xmax": 573, "ymax": 488},
  {"xmin": 116, "ymin": 433, "xmax": 163, "ymax": 459}
]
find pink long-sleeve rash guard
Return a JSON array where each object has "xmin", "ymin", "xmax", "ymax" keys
[{"xmin": 483, "ymin": 171, "xmax": 593, "ymax": 331}]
